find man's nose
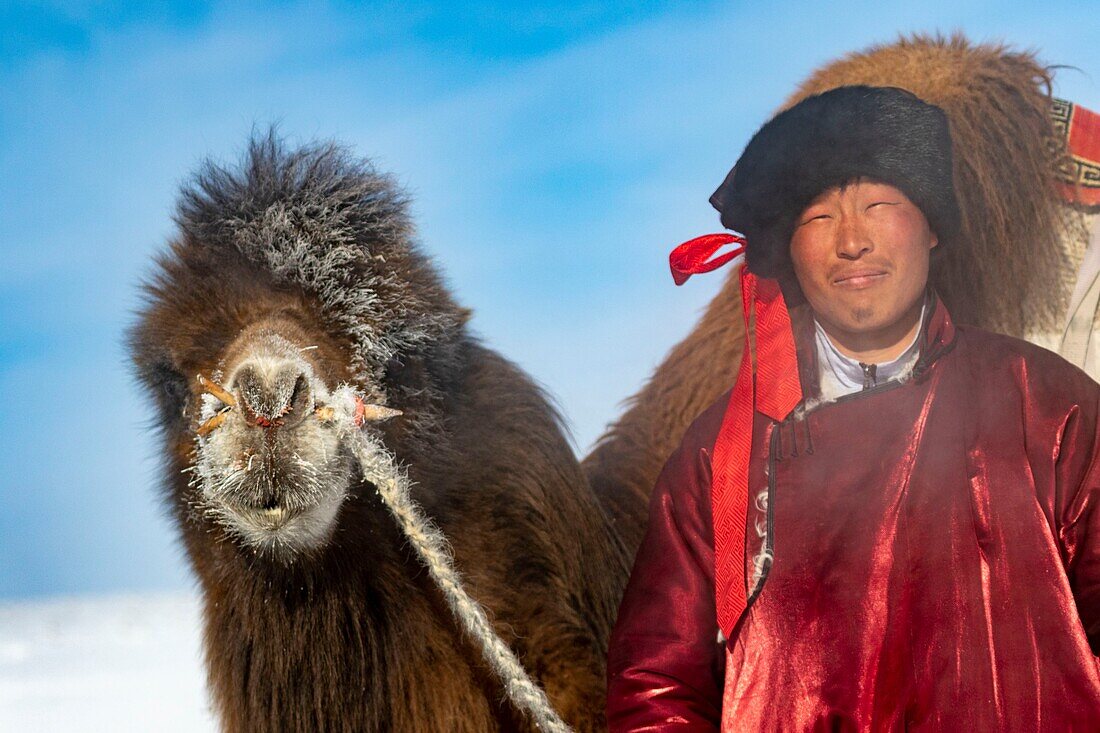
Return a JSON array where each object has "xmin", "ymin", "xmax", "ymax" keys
[{"xmin": 835, "ymin": 218, "xmax": 873, "ymax": 260}]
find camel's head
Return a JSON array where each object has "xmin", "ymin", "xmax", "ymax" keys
[{"xmin": 129, "ymin": 132, "xmax": 467, "ymax": 562}]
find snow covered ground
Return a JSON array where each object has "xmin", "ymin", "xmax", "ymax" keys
[{"xmin": 0, "ymin": 593, "xmax": 215, "ymax": 732}]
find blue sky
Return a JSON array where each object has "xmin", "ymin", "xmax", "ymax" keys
[{"xmin": 1, "ymin": 0, "xmax": 1097, "ymax": 599}]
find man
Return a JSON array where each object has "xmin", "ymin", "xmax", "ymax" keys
[{"xmin": 606, "ymin": 86, "xmax": 1100, "ymax": 731}]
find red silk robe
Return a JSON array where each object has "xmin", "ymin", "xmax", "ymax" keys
[{"xmin": 606, "ymin": 295, "xmax": 1100, "ymax": 731}]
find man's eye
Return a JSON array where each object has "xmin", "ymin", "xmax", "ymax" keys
[
  {"xmin": 867, "ymin": 201, "xmax": 899, "ymax": 210},
  {"xmin": 800, "ymin": 213, "xmax": 830, "ymax": 225}
]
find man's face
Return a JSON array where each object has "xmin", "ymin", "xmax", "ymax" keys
[{"xmin": 789, "ymin": 179, "xmax": 937, "ymax": 346}]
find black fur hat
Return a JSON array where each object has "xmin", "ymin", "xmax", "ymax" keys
[{"xmin": 710, "ymin": 85, "xmax": 961, "ymax": 281}]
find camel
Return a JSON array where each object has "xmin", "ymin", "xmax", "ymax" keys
[
  {"xmin": 129, "ymin": 134, "xmax": 629, "ymax": 732},
  {"xmin": 129, "ymin": 32, "xmax": 1097, "ymax": 733}
]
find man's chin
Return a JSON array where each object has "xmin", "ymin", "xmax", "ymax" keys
[
  {"xmin": 845, "ymin": 305, "xmax": 878, "ymax": 327},
  {"xmin": 815, "ymin": 303, "xmax": 885, "ymax": 334}
]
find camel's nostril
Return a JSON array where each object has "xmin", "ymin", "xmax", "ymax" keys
[
  {"xmin": 232, "ymin": 362, "xmax": 314, "ymax": 429},
  {"xmin": 233, "ymin": 365, "xmax": 263, "ymax": 412},
  {"xmin": 289, "ymin": 374, "xmax": 311, "ymax": 412},
  {"xmin": 280, "ymin": 373, "xmax": 314, "ymax": 429}
]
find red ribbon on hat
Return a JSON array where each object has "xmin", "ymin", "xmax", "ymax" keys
[{"xmin": 670, "ymin": 233, "xmax": 803, "ymax": 638}]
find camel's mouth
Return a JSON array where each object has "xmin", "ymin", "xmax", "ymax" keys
[
  {"xmin": 210, "ymin": 487, "xmax": 349, "ymax": 560},
  {"xmin": 231, "ymin": 503, "xmax": 302, "ymax": 531},
  {"xmin": 195, "ymin": 427, "xmax": 357, "ymax": 555},
  {"xmin": 256, "ymin": 504, "xmax": 296, "ymax": 524},
  {"xmin": 194, "ymin": 424, "xmax": 353, "ymax": 559}
]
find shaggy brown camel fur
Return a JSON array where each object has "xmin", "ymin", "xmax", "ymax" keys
[
  {"xmin": 583, "ymin": 33, "xmax": 1092, "ymax": 553},
  {"xmin": 129, "ymin": 134, "xmax": 629, "ymax": 732}
]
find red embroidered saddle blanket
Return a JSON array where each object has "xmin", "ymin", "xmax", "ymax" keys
[{"xmin": 1053, "ymin": 98, "xmax": 1100, "ymax": 211}]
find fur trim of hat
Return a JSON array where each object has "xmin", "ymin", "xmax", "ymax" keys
[{"xmin": 711, "ymin": 85, "xmax": 961, "ymax": 282}]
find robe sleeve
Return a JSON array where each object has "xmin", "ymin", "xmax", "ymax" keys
[
  {"xmin": 605, "ymin": 428, "xmax": 724, "ymax": 731},
  {"xmin": 1061, "ymin": 391, "xmax": 1100, "ymax": 655}
]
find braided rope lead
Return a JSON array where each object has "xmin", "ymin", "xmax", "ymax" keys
[{"xmin": 334, "ymin": 390, "xmax": 573, "ymax": 733}]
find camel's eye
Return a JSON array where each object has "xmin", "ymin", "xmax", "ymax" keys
[
  {"xmin": 384, "ymin": 356, "xmax": 409, "ymax": 385},
  {"xmin": 147, "ymin": 359, "xmax": 191, "ymax": 424}
]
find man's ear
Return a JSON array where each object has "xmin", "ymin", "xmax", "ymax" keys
[{"xmin": 929, "ymin": 233, "xmax": 939, "ymax": 250}]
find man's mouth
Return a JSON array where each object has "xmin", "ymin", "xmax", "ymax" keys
[{"xmin": 832, "ymin": 269, "xmax": 888, "ymax": 289}]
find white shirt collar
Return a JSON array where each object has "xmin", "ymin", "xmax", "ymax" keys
[{"xmin": 814, "ymin": 302, "xmax": 926, "ymax": 401}]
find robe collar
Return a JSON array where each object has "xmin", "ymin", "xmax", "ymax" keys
[
  {"xmin": 814, "ymin": 301, "xmax": 925, "ymax": 396},
  {"xmin": 791, "ymin": 288, "xmax": 957, "ymax": 405}
]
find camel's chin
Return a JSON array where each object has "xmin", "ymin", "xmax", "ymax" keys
[{"xmin": 217, "ymin": 492, "xmax": 346, "ymax": 559}]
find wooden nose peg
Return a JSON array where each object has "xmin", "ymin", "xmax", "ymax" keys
[
  {"xmin": 196, "ymin": 374, "xmax": 237, "ymax": 436},
  {"xmin": 314, "ymin": 398, "xmax": 402, "ymax": 427}
]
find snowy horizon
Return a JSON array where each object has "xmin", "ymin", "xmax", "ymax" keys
[{"xmin": 0, "ymin": 592, "xmax": 213, "ymax": 731}]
